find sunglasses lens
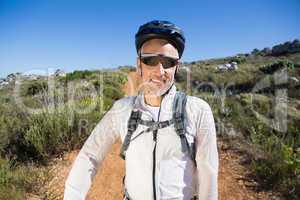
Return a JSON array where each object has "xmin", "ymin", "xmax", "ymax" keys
[
  {"xmin": 161, "ymin": 57, "xmax": 177, "ymax": 69},
  {"xmin": 141, "ymin": 56, "xmax": 159, "ymax": 66},
  {"xmin": 141, "ymin": 56, "xmax": 177, "ymax": 69}
]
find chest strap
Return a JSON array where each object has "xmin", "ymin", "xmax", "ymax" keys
[{"xmin": 120, "ymin": 91, "xmax": 196, "ymax": 164}]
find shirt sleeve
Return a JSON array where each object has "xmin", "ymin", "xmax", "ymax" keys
[
  {"xmin": 64, "ymin": 101, "xmax": 123, "ymax": 200},
  {"xmin": 195, "ymin": 103, "xmax": 219, "ymax": 200}
]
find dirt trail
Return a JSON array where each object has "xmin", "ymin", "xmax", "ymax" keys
[{"xmin": 40, "ymin": 72, "xmax": 279, "ymax": 200}]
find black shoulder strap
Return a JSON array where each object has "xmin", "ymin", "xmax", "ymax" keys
[
  {"xmin": 120, "ymin": 109, "xmax": 141, "ymax": 160},
  {"xmin": 120, "ymin": 110, "xmax": 174, "ymax": 160},
  {"xmin": 173, "ymin": 91, "xmax": 196, "ymax": 164}
]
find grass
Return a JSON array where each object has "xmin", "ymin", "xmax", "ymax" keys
[
  {"xmin": 0, "ymin": 157, "xmax": 50, "ymax": 200},
  {"xmin": 0, "ymin": 49, "xmax": 299, "ymax": 199},
  {"xmin": 177, "ymin": 52, "xmax": 300, "ymax": 199}
]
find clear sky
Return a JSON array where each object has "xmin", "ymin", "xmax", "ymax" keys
[{"xmin": 0, "ymin": 0, "xmax": 299, "ymax": 78}]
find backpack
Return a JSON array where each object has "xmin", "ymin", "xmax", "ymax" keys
[{"xmin": 119, "ymin": 91, "xmax": 196, "ymax": 164}]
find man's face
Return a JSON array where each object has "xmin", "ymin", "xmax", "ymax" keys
[{"xmin": 137, "ymin": 38, "xmax": 179, "ymax": 96}]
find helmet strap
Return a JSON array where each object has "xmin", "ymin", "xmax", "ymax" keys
[
  {"xmin": 174, "ymin": 65, "xmax": 178, "ymax": 77},
  {"xmin": 138, "ymin": 50, "xmax": 143, "ymax": 77}
]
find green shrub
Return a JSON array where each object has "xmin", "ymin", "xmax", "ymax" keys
[
  {"xmin": 0, "ymin": 157, "xmax": 42, "ymax": 200},
  {"xmin": 118, "ymin": 65, "xmax": 135, "ymax": 73},
  {"xmin": 23, "ymin": 80, "xmax": 48, "ymax": 96},
  {"xmin": 0, "ymin": 69, "xmax": 125, "ymax": 163},
  {"xmin": 65, "ymin": 70, "xmax": 96, "ymax": 81},
  {"xmin": 213, "ymin": 93, "xmax": 300, "ymax": 199},
  {"xmin": 229, "ymin": 56, "xmax": 247, "ymax": 64},
  {"xmin": 25, "ymin": 108, "xmax": 71, "ymax": 160},
  {"xmin": 259, "ymin": 60, "xmax": 294, "ymax": 74},
  {"xmin": 0, "ymin": 103, "xmax": 40, "ymax": 162},
  {"xmin": 245, "ymin": 107, "xmax": 300, "ymax": 199}
]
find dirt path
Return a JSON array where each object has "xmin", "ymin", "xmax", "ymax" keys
[
  {"xmin": 37, "ymin": 72, "xmax": 280, "ymax": 200},
  {"xmin": 43, "ymin": 139, "xmax": 279, "ymax": 200}
]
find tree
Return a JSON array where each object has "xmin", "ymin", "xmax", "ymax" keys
[{"xmin": 251, "ymin": 48, "xmax": 260, "ymax": 55}]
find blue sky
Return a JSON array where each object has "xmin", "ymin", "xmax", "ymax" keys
[{"xmin": 0, "ymin": 0, "xmax": 299, "ymax": 77}]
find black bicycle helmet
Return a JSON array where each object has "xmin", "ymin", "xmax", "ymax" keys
[{"xmin": 135, "ymin": 20, "xmax": 185, "ymax": 58}]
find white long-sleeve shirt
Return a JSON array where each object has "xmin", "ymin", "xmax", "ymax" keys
[{"xmin": 64, "ymin": 85, "xmax": 219, "ymax": 200}]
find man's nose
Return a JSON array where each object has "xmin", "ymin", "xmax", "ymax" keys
[{"xmin": 155, "ymin": 62, "xmax": 165, "ymax": 76}]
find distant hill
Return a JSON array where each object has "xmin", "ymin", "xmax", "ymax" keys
[{"xmin": 251, "ymin": 39, "xmax": 300, "ymax": 56}]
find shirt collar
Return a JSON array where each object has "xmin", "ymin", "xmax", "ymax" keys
[{"xmin": 133, "ymin": 84, "xmax": 177, "ymax": 116}]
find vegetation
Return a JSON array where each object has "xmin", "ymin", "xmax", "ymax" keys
[
  {"xmin": 0, "ymin": 39, "xmax": 299, "ymax": 199},
  {"xmin": 0, "ymin": 69, "xmax": 127, "ymax": 198},
  {"xmin": 175, "ymin": 40, "xmax": 300, "ymax": 199}
]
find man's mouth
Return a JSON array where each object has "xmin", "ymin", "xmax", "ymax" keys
[
  {"xmin": 150, "ymin": 78, "xmax": 167, "ymax": 84},
  {"xmin": 150, "ymin": 79, "xmax": 162, "ymax": 83}
]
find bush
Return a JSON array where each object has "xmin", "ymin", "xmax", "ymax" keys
[
  {"xmin": 250, "ymin": 130, "xmax": 300, "ymax": 199},
  {"xmin": 23, "ymin": 97, "xmax": 108, "ymax": 161},
  {"xmin": 214, "ymin": 94, "xmax": 300, "ymax": 199},
  {"xmin": 0, "ymin": 103, "xmax": 40, "ymax": 162},
  {"xmin": 229, "ymin": 56, "xmax": 246, "ymax": 64},
  {"xmin": 259, "ymin": 60, "xmax": 294, "ymax": 74},
  {"xmin": 251, "ymin": 48, "xmax": 261, "ymax": 55},
  {"xmin": 0, "ymin": 157, "xmax": 42, "ymax": 200},
  {"xmin": 65, "ymin": 70, "xmax": 97, "ymax": 81},
  {"xmin": 235, "ymin": 95, "xmax": 300, "ymax": 199},
  {"xmin": 25, "ymin": 108, "xmax": 72, "ymax": 160},
  {"xmin": 23, "ymin": 80, "xmax": 48, "ymax": 96},
  {"xmin": 118, "ymin": 65, "xmax": 136, "ymax": 73},
  {"xmin": 0, "ymin": 69, "xmax": 126, "ymax": 164}
]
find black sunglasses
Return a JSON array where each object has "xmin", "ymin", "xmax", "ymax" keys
[{"xmin": 140, "ymin": 53, "xmax": 179, "ymax": 69}]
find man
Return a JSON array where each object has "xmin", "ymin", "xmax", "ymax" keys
[{"xmin": 64, "ymin": 20, "xmax": 219, "ymax": 200}]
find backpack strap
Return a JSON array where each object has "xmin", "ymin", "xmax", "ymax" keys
[
  {"xmin": 120, "ymin": 111, "xmax": 174, "ymax": 159},
  {"xmin": 173, "ymin": 91, "xmax": 196, "ymax": 164},
  {"xmin": 120, "ymin": 109, "xmax": 142, "ymax": 160},
  {"xmin": 120, "ymin": 92, "xmax": 196, "ymax": 164}
]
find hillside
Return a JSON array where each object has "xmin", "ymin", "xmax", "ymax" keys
[{"xmin": 0, "ymin": 40, "xmax": 299, "ymax": 199}]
